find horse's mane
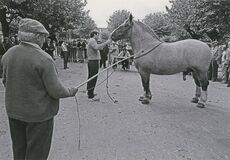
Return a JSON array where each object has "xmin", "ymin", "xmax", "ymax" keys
[{"xmin": 135, "ymin": 20, "xmax": 162, "ymax": 42}]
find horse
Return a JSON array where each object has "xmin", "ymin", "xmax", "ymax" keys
[{"xmin": 111, "ymin": 14, "xmax": 211, "ymax": 108}]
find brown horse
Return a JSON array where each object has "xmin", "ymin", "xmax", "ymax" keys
[{"xmin": 111, "ymin": 14, "xmax": 211, "ymax": 108}]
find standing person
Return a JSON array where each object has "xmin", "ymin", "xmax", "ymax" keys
[
  {"xmin": 226, "ymin": 42, "xmax": 230, "ymax": 87},
  {"xmin": 87, "ymin": 31, "xmax": 112, "ymax": 101},
  {"xmin": 82, "ymin": 40, "xmax": 87, "ymax": 60},
  {"xmin": 221, "ymin": 43, "xmax": 229, "ymax": 84},
  {"xmin": 1, "ymin": 18, "xmax": 78, "ymax": 160},
  {"xmin": 77, "ymin": 39, "xmax": 84, "ymax": 63},
  {"xmin": 42, "ymin": 37, "xmax": 55, "ymax": 60},
  {"xmin": 0, "ymin": 36, "xmax": 6, "ymax": 78},
  {"xmin": 99, "ymin": 41, "xmax": 109, "ymax": 68},
  {"xmin": 208, "ymin": 41, "xmax": 222, "ymax": 82},
  {"xmin": 72, "ymin": 40, "xmax": 78, "ymax": 62},
  {"xmin": 61, "ymin": 41, "xmax": 69, "ymax": 69},
  {"xmin": 109, "ymin": 42, "xmax": 119, "ymax": 69}
]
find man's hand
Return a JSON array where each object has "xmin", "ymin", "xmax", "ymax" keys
[
  {"xmin": 68, "ymin": 87, "xmax": 78, "ymax": 97},
  {"xmin": 106, "ymin": 34, "xmax": 112, "ymax": 44}
]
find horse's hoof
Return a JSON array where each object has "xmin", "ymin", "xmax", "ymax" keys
[
  {"xmin": 191, "ymin": 97, "xmax": 199, "ymax": 103},
  {"xmin": 141, "ymin": 99, "xmax": 150, "ymax": 104},
  {"xmin": 196, "ymin": 103, "xmax": 205, "ymax": 108},
  {"xmin": 139, "ymin": 96, "xmax": 144, "ymax": 101}
]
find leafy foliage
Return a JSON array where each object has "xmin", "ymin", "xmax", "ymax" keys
[
  {"xmin": 0, "ymin": 0, "xmax": 97, "ymax": 38},
  {"xmin": 166, "ymin": 0, "xmax": 230, "ymax": 42},
  {"xmin": 143, "ymin": 12, "xmax": 171, "ymax": 37},
  {"xmin": 195, "ymin": 0, "xmax": 230, "ymax": 41},
  {"xmin": 107, "ymin": 10, "xmax": 130, "ymax": 32}
]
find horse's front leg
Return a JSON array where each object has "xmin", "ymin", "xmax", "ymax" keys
[{"xmin": 139, "ymin": 72, "xmax": 151, "ymax": 104}]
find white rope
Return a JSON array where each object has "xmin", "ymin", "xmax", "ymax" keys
[{"xmin": 75, "ymin": 55, "xmax": 134, "ymax": 89}]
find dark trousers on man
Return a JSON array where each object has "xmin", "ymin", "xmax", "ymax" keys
[
  {"xmin": 63, "ymin": 51, "xmax": 69, "ymax": 69},
  {"xmin": 47, "ymin": 51, "xmax": 54, "ymax": 60},
  {"xmin": 0, "ymin": 56, "xmax": 2, "ymax": 78},
  {"xmin": 87, "ymin": 60, "xmax": 99, "ymax": 98},
  {"xmin": 100, "ymin": 59, "xmax": 106, "ymax": 68},
  {"xmin": 208, "ymin": 60, "xmax": 218, "ymax": 81},
  {"xmin": 8, "ymin": 118, "xmax": 54, "ymax": 160},
  {"xmin": 121, "ymin": 59, "xmax": 129, "ymax": 70}
]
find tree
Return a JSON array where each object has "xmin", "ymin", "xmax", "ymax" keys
[
  {"xmin": 166, "ymin": 0, "xmax": 204, "ymax": 40},
  {"xmin": 142, "ymin": 12, "xmax": 171, "ymax": 38},
  {"xmin": 0, "ymin": 0, "xmax": 96, "ymax": 38},
  {"xmin": 107, "ymin": 10, "xmax": 130, "ymax": 31},
  {"xmin": 194, "ymin": 0, "xmax": 230, "ymax": 41},
  {"xmin": 166, "ymin": 0, "xmax": 230, "ymax": 42},
  {"xmin": 78, "ymin": 14, "xmax": 97, "ymax": 38}
]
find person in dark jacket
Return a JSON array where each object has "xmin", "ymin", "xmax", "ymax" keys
[
  {"xmin": 42, "ymin": 37, "xmax": 55, "ymax": 60},
  {"xmin": 99, "ymin": 40, "xmax": 109, "ymax": 68},
  {"xmin": 1, "ymin": 18, "xmax": 78, "ymax": 160}
]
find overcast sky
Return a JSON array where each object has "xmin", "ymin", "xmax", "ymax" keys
[{"xmin": 85, "ymin": 0, "xmax": 171, "ymax": 28}]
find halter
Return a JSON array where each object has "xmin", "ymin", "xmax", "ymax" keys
[{"xmin": 128, "ymin": 21, "xmax": 163, "ymax": 60}]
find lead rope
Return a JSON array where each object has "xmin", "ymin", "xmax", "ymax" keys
[
  {"xmin": 74, "ymin": 95, "xmax": 81, "ymax": 150},
  {"xmin": 72, "ymin": 42, "xmax": 162, "ymax": 150},
  {"xmin": 106, "ymin": 65, "xmax": 118, "ymax": 103},
  {"xmin": 73, "ymin": 68, "xmax": 115, "ymax": 150},
  {"xmin": 73, "ymin": 61, "xmax": 120, "ymax": 150}
]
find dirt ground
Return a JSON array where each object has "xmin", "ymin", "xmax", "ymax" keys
[{"xmin": 1, "ymin": 57, "xmax": 230, "ymax": 160}]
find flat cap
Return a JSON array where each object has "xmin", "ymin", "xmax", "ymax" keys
[{"xmin": 19, "ymin": 18, "xmax": 49, "ymax": 35}]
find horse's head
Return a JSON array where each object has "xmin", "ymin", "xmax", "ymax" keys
[{"xmin": 111, "ymin": 14, "xmax": 133, "ymax": 41}]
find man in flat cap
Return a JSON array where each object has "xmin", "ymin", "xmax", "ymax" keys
[{"xmin": 1, "ymin": 18, "xmax": 78, "ymax": 160}]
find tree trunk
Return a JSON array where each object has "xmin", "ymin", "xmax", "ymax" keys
[{"xmin": 0, "ymin": 8, "xmax": 10, "ymax": 38}]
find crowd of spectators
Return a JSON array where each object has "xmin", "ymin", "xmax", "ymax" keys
[{"xmin": 208, "ymin": 41, "xmax": 230, "ymax": 87}]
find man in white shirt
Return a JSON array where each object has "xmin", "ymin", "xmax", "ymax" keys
[{"xmin": 61, "ymin": 41, "xmax": 69, "ymax": 69}]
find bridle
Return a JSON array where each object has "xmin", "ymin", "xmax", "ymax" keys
[{"xmin": 127, "ymin": 22, "xmax": 163, "ymax": 60}]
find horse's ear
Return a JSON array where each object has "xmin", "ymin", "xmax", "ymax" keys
[{"xmin": 129, "ymin": 14, "xmax": 133, "ymax": 23}]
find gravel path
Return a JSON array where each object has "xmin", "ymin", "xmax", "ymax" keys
[{"xmin": 1, "ymin": 57, "xmax": 230, "ymax": 160}]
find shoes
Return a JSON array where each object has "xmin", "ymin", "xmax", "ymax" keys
[
  {"xmin": 88, "ymin": 95, "xmax": 100, "ymax": 102},
  {"xmin": 227, "ymin": 84, "xmax": 230, "ymax": 87},
  {"xmin": 196, "ymin": 103, "xmax": 205, "ymax": 108},
  {"xmin": 64, "ymin": 67, "xmax": 69, "ymax": 69},
  {"xmin": 191, "ymin": 97, "xmax": 199, "ymax": 103}
]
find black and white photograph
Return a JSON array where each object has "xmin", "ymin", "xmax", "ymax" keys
[{"xmin": 0, "ymin": 0, "xmax": 230, "ymax": 159}]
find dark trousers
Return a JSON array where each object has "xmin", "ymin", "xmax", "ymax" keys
[
  {"xmin": 47, "ymin": 51, "xmax": 54, "ymax": 59},
  {"xmin": 8, "ymin": 118, "xmax": 54, "ymax": 160},
  {"xmin": 208, "ymin": 60, "xmax": 218, "ymax": 81},
  {"xmin": 0, "ymin": 56, "xmax": 2, "ymax": 78},
  {"xmin": 100, "ymin": 59, "xmax": 106, "ymax": 68},
  {"xmin": 87, "ymin": 60, "xmax": 99, "ymax": 98},
  {"xmin": 121, "ymin": 59, "xmax": 129, "ymax": 69},
  {"xmin": 63, "ymin": 51, "xmax": 69, "ymax": 69}
]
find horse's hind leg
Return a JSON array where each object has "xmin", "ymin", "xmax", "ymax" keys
[
  {"xmin": 139, "ymin": 71, "xmax": 151, "ymax": 104},
  {"xmin": 191, "ymin": 72, "xmax": 201, "ymax": 104},
  {"xmin": 197, "ymin": 71, "xmax": 209, "ymax": 108}
]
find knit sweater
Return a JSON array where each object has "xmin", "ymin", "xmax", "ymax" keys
[
  {"xmin": 87, "ymin": 38, "xmax": 101, "ymax": 60},
  {"xmin": 1, "ymin": 42, "xmax": 71, "ymax": 122}
]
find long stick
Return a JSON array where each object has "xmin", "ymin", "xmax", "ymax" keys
[{"xmin": 75, "ymin": 55, "xmax": 134, "ymax": 89}]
